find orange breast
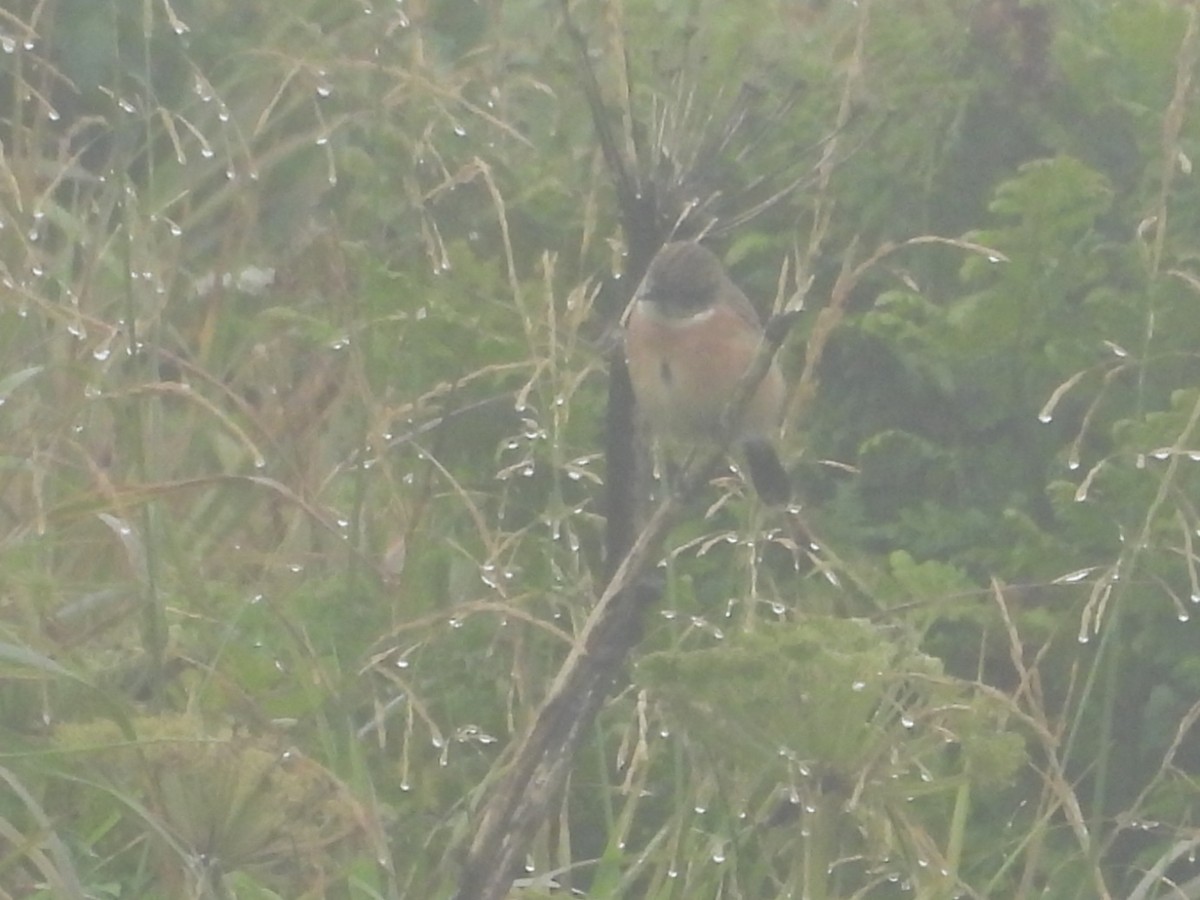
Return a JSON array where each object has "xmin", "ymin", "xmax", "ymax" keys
[{"xmin": 625, "ymin": 301, "xmax": 784, "ymax": 441}]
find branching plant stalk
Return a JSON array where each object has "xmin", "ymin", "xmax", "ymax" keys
[{"xmin": 453, "ymin": 309, "xmax": 799, "ymax": 900}]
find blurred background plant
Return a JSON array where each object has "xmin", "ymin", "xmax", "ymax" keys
[{"xmin": 0, "ymin": 0, "xmax": 1199, "ymax": 897}]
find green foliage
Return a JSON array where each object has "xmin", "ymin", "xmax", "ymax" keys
[
  {"xmin": 632, "ymin": 616, "xmax": 1025, "ymax": 896},
  {"xmin": 1, "ymin": 0, "xmax": 1200, "ymax": 897},
  {"xmin": 46, "ymin": 715, "xmax": 371, "ymax": 896}
]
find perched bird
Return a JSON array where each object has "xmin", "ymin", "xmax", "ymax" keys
[{"xmin": 624, "ymin": 241, "xmax": 791, "ymax": 505}]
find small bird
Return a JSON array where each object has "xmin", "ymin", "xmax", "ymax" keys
[{"xmin": 624, "ymin": 241, "xmax": 791, "ymax": 505}]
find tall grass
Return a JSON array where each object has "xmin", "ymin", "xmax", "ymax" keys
[{"xmin": 1, "ymin": 2, "xmax": 1199, "ymax": 899}]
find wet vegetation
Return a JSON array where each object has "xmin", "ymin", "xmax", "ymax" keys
[{"xmin": 2, "ymin": 1, "xmax": 1200, "ymax": 897}]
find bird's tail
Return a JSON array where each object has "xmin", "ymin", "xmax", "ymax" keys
[{"xmin": 742, "ymin": 438, "xmax": 791, "ymax": 506}]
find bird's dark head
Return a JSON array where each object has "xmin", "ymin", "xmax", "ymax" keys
[{"xmin": 636, "ymin": 242, "xmax": 727, "ymax": 317}]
